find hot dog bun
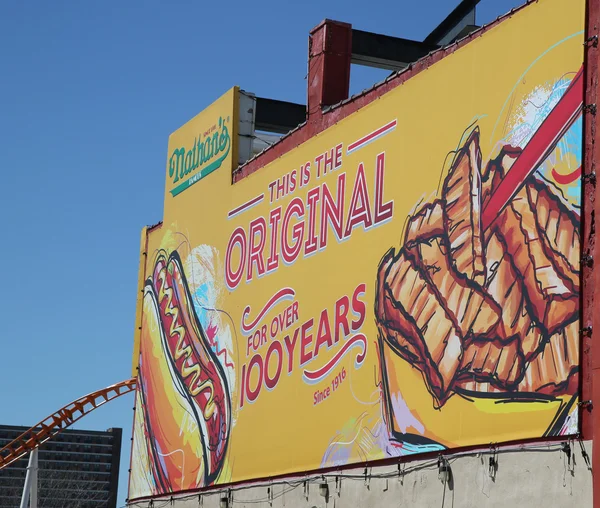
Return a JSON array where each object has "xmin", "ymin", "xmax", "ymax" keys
[{"xmin": 139, "ymin": 250, "xmax": 232, "ymax": 491}]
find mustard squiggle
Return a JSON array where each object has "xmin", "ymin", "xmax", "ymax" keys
[{"xmin": 156, "ymin": 265, "xmax": 216, "ymax": 420}]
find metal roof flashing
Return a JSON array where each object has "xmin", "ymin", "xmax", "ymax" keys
[{"xmin": 232, "ymin": 1, "xmax": 533, "ymax": 183}]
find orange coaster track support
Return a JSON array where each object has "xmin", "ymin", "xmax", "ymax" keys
[{"xmin": 0, "ymin": 378, "xmax": 137, "ymax": 471}]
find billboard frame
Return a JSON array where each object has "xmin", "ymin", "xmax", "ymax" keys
[{"xmin": 128, "ymin": 0, "xmax": 599, "ymax": 503}]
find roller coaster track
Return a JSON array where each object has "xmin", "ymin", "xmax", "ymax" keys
[{"xmin": 0, "ymin": 378, "xmax": 136, "ymax": 471}]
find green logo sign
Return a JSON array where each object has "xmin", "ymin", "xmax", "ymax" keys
[{"xmin": 169, "ymin": 116, "xmax": 231, "ymax": 197}]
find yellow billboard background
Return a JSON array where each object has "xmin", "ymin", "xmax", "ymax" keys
[{"xmin": 129, "ymin": 0, "xmax": 585, "ymax": 499}]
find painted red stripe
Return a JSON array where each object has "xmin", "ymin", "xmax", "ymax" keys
[
  {"xmin": 302, "ymin": 334, "xmax": 367, "ymax": 381},
  {"xmin": 551, "ymin": 166, "xmax": 581, "ymax": 185},
  {"xmin": 228, "ymin": 194, "xmax": 264, "ymax": 218},
  {"xmin": 241, "ymin": 287, "xmax": 296, "ymax": 334},
  {"xmin": 482, "ymin": 66, "xmax": 583, "ymax": 230},
  {"xmin": 347, "ymin": 120, "xmax": 397, "ymax": 152},
  {"xmin": 216, "ymin": 348, "xmax": 234, "ymax": 369}
]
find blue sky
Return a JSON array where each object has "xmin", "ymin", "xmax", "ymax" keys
[{"xmin": 0, "ymin": 1, "xmax": 525, "ymax": 505}]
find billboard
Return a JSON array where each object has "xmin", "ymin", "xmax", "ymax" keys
[{"xmin": 129, "ymin": 0, "xmax": 585, "ymax": 499}]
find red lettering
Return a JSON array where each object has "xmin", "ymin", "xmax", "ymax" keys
[
  {"xmin": 290, "ymin": 301, "xmax": 299, "ymax": 326},
  {"xmin": 334, "ymin": 295, "xmax": 350, "ymax": 343},
  {"xmin": 315, "ymin": 154, "xmax": 324, "ymax": 177},
  {"xmin": 334, "ymin": 143, "xmax": 343, "ymax": 169},
  {"xmin": 247, "ymin": 217, "xmax": 266, "ymax": 282},
  {"xmin": 314, "ymin": 309, "xmax": 333, "ymax": 355},
  {"xmin": 225, "ymin": 227, "xmax": 246, "ymax": 289},
  {"xmin": 275, "ymin": 175, "xmax": 287, "ymax": 200},
  {"xmin": 351, "ymin": 283, "xmax": 367, "ymax": 331},
  {"xmin": 281, "ymin": 197, "xmax": 305, "ymax": 264},
  {"xmin": 265, "ymin": 341, "xmax": 283, "ymax": 390},
  {"xmin": 267, "ymin": 207, "xmax": 282, "ymax": 272},
  {"xmin": 246, "ymin": 326, "xmax": 268, "ymax": 353},
  {"xmin": 305, "ymin": 187, "xmax": 320, "ymax": 255},
  {"xmin": 324, "ymin": 149, "xmax": 334, "ymax": 175},
  {"xmin": 270, "ymin": 316, "xmax": 279, "ymax": 339},
  {"xmin": 300, "ymin": 318, "xmax": 314, "ymax": 366},
  {"xmin": 246, "ymin": 354, "xmax": 263, "ymax": 403},
  {"xmin": 239, "ymin": 363, "xmax": 247, "ymax": 408},
  {"xmin": 374, "ymin": 153, "xmax": 393, "ymax": 224},
  {"xmin": 344, "ymin": 164, "xmax": 373, "ymax": 237},
  {"xmin": 260, "ymin": 325, "xmax": 267, "ymax": 345},
  {"xmin": 283, "ymin": 329, "xmax": 299, "ymax": 374},
  {"xmin": 301, "ymin": 162, "xmax": 311, "ymax": 186},
  {"xmin": 320, "ymin": 173, "xmax": 346, "ymax": 249},
  {"xmin": 276, "ymin": 311, "xmax": 285, "ymax": 334},
  {"xmin": 268, "ymin": 181, "xmax": 277, "ymax": 203}
]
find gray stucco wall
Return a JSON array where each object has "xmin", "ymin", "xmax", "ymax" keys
[{"xmin": 128, "ymin": 440, "xmax": 593, "ymax": 508}]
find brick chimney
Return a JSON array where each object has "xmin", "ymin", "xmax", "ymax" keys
[{"xmin": 307, "ymin": 20, "xmax": 352, "ymax": 126}]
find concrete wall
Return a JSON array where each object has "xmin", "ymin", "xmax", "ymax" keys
[{"xmin": 128, "ymin": 441, "xmax": 593, "ymax": 508}]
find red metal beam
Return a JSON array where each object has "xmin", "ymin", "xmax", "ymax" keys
[
  {"xmin": 584, "ymin": 1, "xmax": 600, "ymax": 507},
  {"xmin": 582, "ymin": 0, "xmax": 596, "ymax": 445}
]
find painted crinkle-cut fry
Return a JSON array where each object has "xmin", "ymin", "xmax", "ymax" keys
[
  {"xmin": 484, "ymin": 232, "xmax": 544, "ymax": 361},
  {"xmin": 411, "ymin": 237, "xmax": 503, "ymax": 340},
  {"xmin": 404, "ymin": 200, "xmax": 445, "ymax": 247},
  {"xmin": 442, "ymin": 128, "xmax": 486, "ymax": 285},
  {"xmin": 377, "ymin": 247, "xmax": 463, "ymax": 407},
  {"xmin": 376, "ymin": 65, "xmax": 583, "ymax": 404},
  {"xmin": 527, "ymin": 177, "xmax": 580, "ymax": 292}
]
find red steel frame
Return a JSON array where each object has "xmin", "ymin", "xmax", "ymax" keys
[{"xmin": 584, "ymin": 2, "xmax": 600, "ymax": 508}]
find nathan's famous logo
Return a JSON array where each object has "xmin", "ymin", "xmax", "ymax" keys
[{"xmin": 168, "ymin": 116, "xmax": 231, "ymax": 197}]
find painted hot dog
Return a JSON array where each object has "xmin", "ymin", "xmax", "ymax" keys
[{"xmin": 139, "ymin": 250, "xmax": 231, "ymax": 491}]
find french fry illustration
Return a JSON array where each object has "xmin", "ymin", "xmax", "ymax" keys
[{"xmin": 376, "ymin": 69, "xmax": 582, "ymax": 410}]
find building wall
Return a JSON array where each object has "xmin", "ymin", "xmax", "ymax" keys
[
  {"xmin": 0, "ymin": 425, "xmax": 122, "ymax": 508},
  {"xmin": 129, "ymin": 441, "xmax": 593, "ymax": 508},
  {"xmin": 128, "ymin": 0, "xmax": 589, "ymax": 503}
]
